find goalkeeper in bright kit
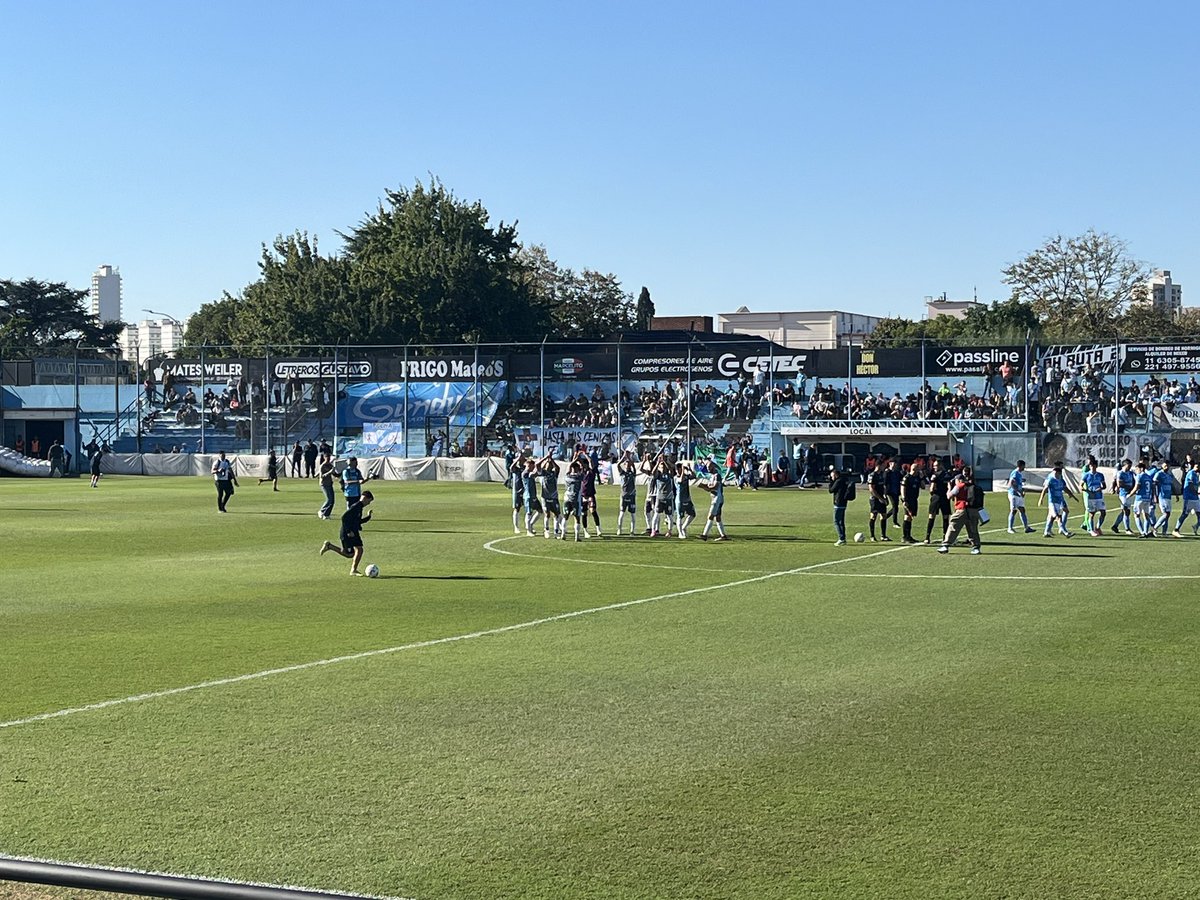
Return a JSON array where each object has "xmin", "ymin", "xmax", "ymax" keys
[
  {"xmin": 1172, "ymin": 459, "xmax": 1200, "ymax": 537},
  {"xmin": 1080, "ymin": 459, "xmax": 1107, "ymax": 536}
]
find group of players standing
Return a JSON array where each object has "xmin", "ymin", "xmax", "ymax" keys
[
  {"xmin": 508, "ymin": 447, "xmax": 730, "ymax": 542},
  {"xmin": 1008, "ymin": 456, "xmax": 1200, "ymax": 539}
]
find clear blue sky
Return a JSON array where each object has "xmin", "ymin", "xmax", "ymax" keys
[{"xmin": 3, "ymin": 1, "xmax": 1196, "ymax": 326}]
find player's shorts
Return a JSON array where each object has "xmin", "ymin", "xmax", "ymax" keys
[
  {"xmin": 1119, "ymin": 493, "xmax": 1135, "ymax": 510},
  {"xmin": 656, "ymin": 498, "xmax": 675, "ymax": 515},
  {"xmin": 581, "ymin": 492, "xmax": 597, "ymax": 508},
  {"xmin": 1158, "ymin": 497, "xmax": 1173, "ymax": 514},
  {"xmin": 644, "ymin": 497, "xmax": 656, "ymax": 513},
  {"xmin": 543, "ymin": 498, "xmax": 561, "ymax": 517},
  {"xmin": 524, "ymin": 497, "xmax": 542, "ymax": 514},
  {"xmin": 1137, "ymin": 500, "xmax": 1154, "ymax": 519},
  {"xmin": 709, "ymin": 499, "xmax": 724, "ymax": 518},
  {"xmin": 869, "ymin": 497, "xmax": 888, "ymax": 515},
  {"xmin": 676, "ymin": 500, "xmax": 696, "ymax": 518},
  {"xmin": 902, "ymin": 499, "xmax": 919, "ymax": 517},
  {"xmin": 928, "ymin": 497, "xmax": 951, "ymax": 516},
  {"xmin": 1183, "ymin": 497, "xmax": 1200, "ymax": 516},
  {"xmin": 1048, "ymin": 501, "xmax": 1069, "ymax": 520},
  {"xmin": 621, "ymin": 495, "xmax": 637, "ymax": 513},
  {"xmin": 1008, "ymin": 493, "xmax": 1025, "ymax": 510},
  {"xmin": 564, "ymin": 498, "xmax": 582, "ymax": 517},
  {"xmin": 512, "ymin": 494, "xmax": 524, "ymax": 510},
  {"xmin": 1085, "ymin": 497, "xmax": 1106, "ymax": 513},
  {"xmin": 340, "ymin": 531, "xmax": 363, "ymax": 552}
]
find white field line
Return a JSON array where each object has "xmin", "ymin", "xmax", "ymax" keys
[
  {"xmin": 0, "ymin": 853, "xmax": 410, "ymax": 900},
  {"xmin": 483, "ymin": 534, "xmax": 767, "ymax": 573},
  {"xmin": 0, "ymin": 545, "xmax": 910, "ymax": 732},
  {"xmin": 813, "ymin": 573, "xmax": 1200, "ymax": 580}
]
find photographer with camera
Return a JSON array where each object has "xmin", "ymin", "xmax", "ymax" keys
[{"xmin": 937, "ymin": 465, "xmax": 984, "ymax": 555}]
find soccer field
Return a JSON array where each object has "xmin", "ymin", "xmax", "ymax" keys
[{"xmin": 3, "ymin": 476, "xmax": 1200, "ymax": 900}]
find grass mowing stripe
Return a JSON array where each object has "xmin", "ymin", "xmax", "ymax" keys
[{"xmin": 0, "ymin": 543, "xmax": 911, "ymax": 732}]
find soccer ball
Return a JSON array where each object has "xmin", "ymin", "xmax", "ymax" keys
[
  {"xmin": 365, "ymin": 564, "xmax": 380, "ymax": 578},
  {"xmin": 853, "ymin": 532, "xmax": 865, "ymax": 543}
]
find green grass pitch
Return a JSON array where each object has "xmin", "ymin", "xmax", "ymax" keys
[{"xmin": 2, "ymin": 476, "xmax": 1200, "ymax": 899}]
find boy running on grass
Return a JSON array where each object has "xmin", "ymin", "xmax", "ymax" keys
[{"xmin": 320, "ymin": 491, "xmax": 374, "ymax": 576}]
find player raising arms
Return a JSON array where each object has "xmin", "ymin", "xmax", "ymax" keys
[
  {"xmin": 615, "ymin": 450, "xmax": 639, "ymax": 536},
  {"xmin": 674, "ymin": 461, "xmax": 697, "ymax": 539},
  {"xmin": 1132, "ymin": 460, "xmax": 1156, "ymax": 537},
  {"xmin": 1005, "ymin": 459, "xmax": 1035, "ymax": 534},
  {"xmin": 1038, "ymin": 461, "xmax": 1077, "ymax": 537},
  {"xmin": 537, "ymin": 452, "xmax": 563, "ymax": 539},
  {"xmin": 651, "ymin": 456, "xmax": 677, "ymax": 537},
  {"xmin": 696, "ymin": 458, "xmax": 729, "ymax": 542},
  {"xmin": 1080, "ymin": 458, "xmax": 1107, "ymax": 536},
  {"xmin": 1111, "ymin": 458, "xmax": 1136, "ymax": 535},
  {"xmin": 639, "ymin": 452, "xmax": 660, "ymax": 534},
  {"xmin": 562, "ymin": 458, "xmax": 588, "ymax": 542},
  {"xmin": 578, "ymin": 448, "xmax": 602, "ymax": 537},
  {"xmin": 522, "ymin": 457, "xmax": 543, "ymax": 536},
  {"xmin": 509, "ymin": 452, "xmax": 526, "ymax": 534},
  {"xmin": 1173, "ymin": 459, "xmax": 1200, "ymax": 537}
]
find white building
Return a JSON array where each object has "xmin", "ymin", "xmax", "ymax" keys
[
  {"xmin": 716, "ymin": 307, "xmax": 881, "ymax": 349},
  {"xmin": 90, "ymin": 264, "xmax": 123, "ymax": 323},
  {"xmin": 118, "ymin": 318, "xmax": 186, "ymax": 363},
  {"xmin": 1141, "ymin": 269, "xmax": 1182, "ymax": 316},
  {"xmin": 925, "ymin": 296, "xmax": 983, "ymax": 320}
]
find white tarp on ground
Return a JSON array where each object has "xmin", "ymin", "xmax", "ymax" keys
[
  {"xmin": 0, "ymin": 448, "xmax": 51, "ymax": 477},
  {"xmin": 74, "ymin": 453, "xmax": 506, "ymax": 482}
]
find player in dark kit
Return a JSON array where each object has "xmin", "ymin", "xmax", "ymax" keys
[
  {"xmin": 562, "ymin": 459, "xmax": 587, "ymax": 541},
  {"xmin": 616, "ymin": 451, "xmax": 639, "ymax": 536},
  {"xmin": 899, "ymin": 459, "xmax": 924, "ymax": 543},
  {"xmin": 924, "ymin": 457, "xmax": 953, "ymax": 544},
  {"xmin": 578, "ymin": 448, "xmax": 602, "ymax": 536},
  {"xmin": 674, "ymin": 461, "xmax": 697, "ymax": 539},
  {"xmin": 320, "ymin": 490, "xmax": 375, "ymax": 576},
  {"xmin": 867, "ymin": 461, "xmax": 891, "ymax": 541}
]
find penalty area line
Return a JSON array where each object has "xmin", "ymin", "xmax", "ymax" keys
[
  {"xmin": 483, "ymin": 534, "xmax": 767, "ymax": 573},
  {"xmin": 0, "ymin": 544, "xmax": 909, "ymax": 732}
]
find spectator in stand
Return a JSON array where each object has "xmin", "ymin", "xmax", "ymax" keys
[
  {"xmin": 15, "ymin": 436, "xmax": 24, "ymax": 456},
  {"xmin": 30, "ymin": 436, "xmax": 41, "ymax": 458},
  {"xmin": 290, "ymin": 441, "xmax": 304, "ymax": 477},
  {"xmin": 303, "ymin": 440, "xmax": 319, "ymax": 477}
]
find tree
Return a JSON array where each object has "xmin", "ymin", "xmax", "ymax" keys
[
  {"xmin": 635, "ymin": 287, "xmax": 654, "ymax": 330},
  {"xmin": 0, "ymin": 278, "xmax": 122, "ymax": 357},
  {"xmin": 518, "ymin": 245, "xmax": 636, "ymax": 339},
  {"xmin": 1001, "ymin": 230, "xmax": 1150, "ymax": 339},
  {"xmin": 958, "ymin": 297, "xmax": 1041, "ymax": 344},
  {"xmin": 342, "ymin": 178, "xmax": 548, "ymax": 344},
  {"xmin": 182, "ymin": 295, "xmax": 246, "ymax": 351},
  {"xmin": 1115, "ymin": 303, "xmax": 1183, "ymax": 340}
]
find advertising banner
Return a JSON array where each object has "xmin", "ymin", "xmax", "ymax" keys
[
  {"xmin": 507, "ymin": 351, "xmax": 619, "ymax": 380},
  {"xmin": 851, "ymin": 347, "xmax": 922, "ymax": 378},
  {"xmin": 1038, "ymin": 343, "xmax": 1118, "ymax": 376},
  {"xmin": 511, "ymin": 425, "xmax": 638, "ymax": 457},
  {"xmin": 1040, "ymin": 432, "xmax": 1172, "ymax": 467},
  {"xmin": 154, "ymin": 359, "xmax": 247, "ymax": 383},
  {"xmin": 924, "ymin": 345, "xmax": 1025, "ymax": 378},
  {"xmin": 337, "ymin": 381, "xmax": 505, "ymax": 427},
  {"xmin": 400, "ymin": 356, "xmax": 505, "ymax": 381},
  {"xmin": 360, "ymin": 422, "xmax": 405, "ymax": 453},
  {"xmin": 1165, "ymin": 403, "xmax": 1200, "ymax": 429},
  {"xmin": 1122, "ymin": 343, "xmax": 1200, "ymax": 374},
  {"xmin": 273, "ymin": 358, "xmax": 373, "ymax": 381}
]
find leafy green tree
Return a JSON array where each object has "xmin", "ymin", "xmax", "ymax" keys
[
  {"xmin": 1002, "ymin": 230, "xmax": 1149, "ymax": 339},
  {"xmin": 1115, "ymin": 303, "xmax": 1182, "ymax": 340},
  {"xmin": 519, "ymin": 245, "xmax": 636, "ymax": 338},
  {"xmin": 0, "ymin": 278, "xmax": 121, "ymax": 357},
  {"xmin": 342, "ymin": 179, "xmax": 548, "ymax": 343},
  {"xmin": 959, "ymin": 297, "xmax": 1041, "ymax": 344},
  {"xmin": 182, "ymin": 295, "xmax": 245, "ymax": 350}
]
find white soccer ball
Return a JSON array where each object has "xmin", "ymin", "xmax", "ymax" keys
[
  {"xmin": 853, "ymin": 532, "xmax": 865, "ymax": 543},
  {"xmin": 365, "ymin": 564, "xmax": 380, "ymax": 578}
]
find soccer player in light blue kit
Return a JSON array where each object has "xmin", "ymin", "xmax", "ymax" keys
[
  {"xmin": 1080, "ymin": 458, "xmax": 1107, "ymax": 536},
  {"xmin": 1173, "ymin": 460, "xmax": 1200, "ymax": 537},
  {"xmin": 1111, "ymin": 458, "xmax": 1136, "ymax": 535},
  {"xmin": 1132, "ymin": 460, "xmax": 1156, "ymax": 538},
  {"xmin": 1151, "ymin": 459, "xmax": 1174, "ymax": 536},
  {"xmin": 1038, "ymin": 461, "xmax": 1077, "ymax": 537},
  {"xmin": 1005, "ymin": 459, "xmax": 1035, "ymax": 534}
]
